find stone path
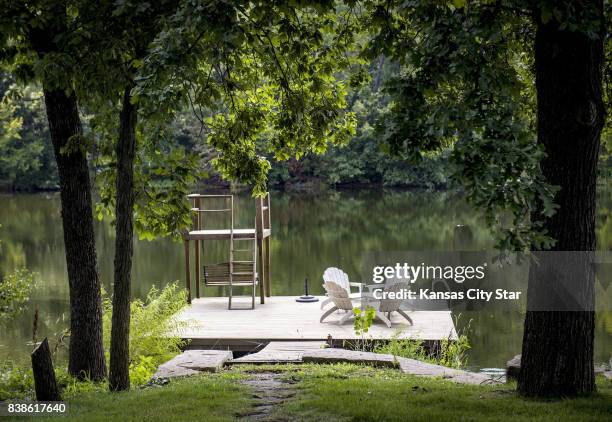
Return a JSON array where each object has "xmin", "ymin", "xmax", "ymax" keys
[
  {"xmin": 237, "ymin": 372, "xmax": 296, "ymax": 421},
  {"xmin": 151, "ymin": 346, "xmax": 499, "ymax": 386}
]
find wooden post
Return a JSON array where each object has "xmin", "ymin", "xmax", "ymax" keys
[
  {"xmin": 194, "ymin": 198, "xmax": 201, "ymax": 299},
  {"xmin": 31, "ymin": 338, "xmax": 61, "ymax": 401},
  {"xmin": 255, "ymin": 197, "xmax": 265, "ymax": 304},
  {"xmin": 265, "ymin": 193, "xmax": 271, "ymax": 297},
  {"xmin": 264, "ymin": 236, "xmax": 271, "ymax": 297},
  {"xmin": 184, "ymin": 237, "xmax": 191, "ymax": 304}
]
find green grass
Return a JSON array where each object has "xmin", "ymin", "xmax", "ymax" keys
[
  {"xmin": 269, "ymin": 364, "xmax": 612, "ymax": 422},
  {"xmin": 9, "ymin": 364, "xmax": 612, "ymax": 421},
  {"xmin": 14, "ymin": 372, "xmax": 251, "ymax": 422}
]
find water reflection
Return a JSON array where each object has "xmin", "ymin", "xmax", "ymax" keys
[{"xmin": 0, "ymin": 189, "xmax": 610, "ymax": 369}]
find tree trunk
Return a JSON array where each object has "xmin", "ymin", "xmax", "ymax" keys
[
  {"xmin": 42, "ymin": 88, "xmax": 107, "ymax": 381},
  {"xmin": 31, "ymin": 338, "xmax": 61, "ymax": 401},
  {"xmin": 109, "ymin": 86, "xmax": 138, "ymax": 391},
  {"xmin": 518, "ymin": 2, "xmax": 605, "ymax": 397}
]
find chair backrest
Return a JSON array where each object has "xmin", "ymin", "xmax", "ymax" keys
[
  {"xmin": 322, "ymin": 267, "xmax": 350, "ymax": 291},
  {"xmin": 323, "ymin": 281, "xmax": 353, "ymax": 310},
  {"xmin": 379, "ymin": 282, "xmax": 409, "ymax": 313}
]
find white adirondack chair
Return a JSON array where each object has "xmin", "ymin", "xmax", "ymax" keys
[
  {"xmin": 366, "ymin": 282, "xmax": 413, "ymax": 328},
  {"xmin": 319, "ymin": 281, "xmax": 358, "ymax": 324},
  {"xmin": 320, "ymin": 267, "xmax": 363, "ymax": 310}
]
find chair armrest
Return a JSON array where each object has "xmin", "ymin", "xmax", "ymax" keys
[{"xmin": 349, "ymin": 282, "xmax": 363, "ymax": 295}]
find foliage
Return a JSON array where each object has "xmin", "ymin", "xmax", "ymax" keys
[
  {"xmin": 102, "ymin": 282, "xmax": 189, "ymax": 385},
  {"xmin": 135, "ymin": 1, "xmax": 358, "ymax": 196},
  {"xmin": 0, "ymin": 73, "xmax": 56, "ymax": 191},
  {"xmin": 266, "ymin": 65, "xmax": 453, "ymax": 189},
  {"xmin": 437, "ymin": 334, "xmax": 471, "ymax": 369},
  {"xmin": 359, "ymin": 0, "xmax": 568, "ymax": 252},
  {"xmin": 353, "ymin": 306, "xmax": 376, "ymax": 336},
  {"xmin": 0, "ymin": 361, "xmax": 34, "ymax": 400},
  {"xmin": 0, "ymin": 268, "xmax": 35, "ymax": 326},
  {"xmin": 0, "ymin": 360, "xmax": 105, "ymax": 401},
  {"xmin": 374, "ymin": 336, "xmax": 432, "ymax": 363},
  {"xmin": 375, "ymin": 316, "xmax": 472, "ymax": 369},
  {"xmin": 353, "ymin": 305, "xmax": 376, "ymax": 351}
]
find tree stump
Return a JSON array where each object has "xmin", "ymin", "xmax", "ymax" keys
[{"xmin": 31, "ymin": 338, "xmax": 61, "ymax": 401}]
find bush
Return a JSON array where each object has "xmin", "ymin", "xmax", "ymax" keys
[
  {"xmin": 102, "ymin": 282, "xmax": 190, "ymax": 385},
  {"xmin": 374, "ymin": 336, "xmax": 434, "ymax": 364},
  {"xmin": 0, "ymin": 362, "xmax": 34, "ymax": 400},
  {"xmin": 0, "ymin": 268, "xmax": 35, "ymax": 326},
  {"xmin": 374, "ymin": 325, "xmax": 471, "ymax": 369}
]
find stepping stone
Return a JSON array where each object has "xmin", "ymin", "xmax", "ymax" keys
[
  {"xmin": 302, "ymin": 348, "xmax": 498, "ymax": 385},
  {"xmin": 302, "ymin": 348, "xmax": 399, "ymax": 368},
  {"xmin": 397, "ymin": 358, "xmax": 494, "ymax": 385},
  {"xmin": 152, "ymin": 350, "xmax": 233, "ymax": 380},
  {"xmin": 232, "ymin": 341, "xmax": 326, "ymax": 364}
]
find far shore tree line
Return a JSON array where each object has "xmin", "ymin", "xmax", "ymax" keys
[{"xmin": 0, "ymin": 0, "xmax": 609, "ymax": 398}]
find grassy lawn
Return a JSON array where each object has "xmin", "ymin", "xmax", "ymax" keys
[
  {"xmin": 267, "ymin": 364, "xmax": 612, "ymax": 422},
  {"xmin": 15, "ymin": 372, "xmax": 252, "ymax": 422},
  {"xmin": 11, "ymin": 364, "xmax": 611, "ymax": 421}
]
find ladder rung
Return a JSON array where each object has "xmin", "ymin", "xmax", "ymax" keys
[
  {"xmin": 232, "ymin": 237, "xmax": 256, "ymax": 240},
  {"xmin": 231, "ymin": 271, "xmax": 254, "ymax": 275},
  {"xmin": 232, "ymin": 260, "xmax": 254, "ymax": 264},
  {"xmin": 231, "ymin": 249, "xmax": 252, "ymax": 252},
  {"xmin": 196, "ymin": 209, "xmax": 231, "ymax": 212}
]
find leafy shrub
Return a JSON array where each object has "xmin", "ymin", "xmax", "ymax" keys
[
  {"xmin": 435, "ymin": 333, "xmax": 471, "ymax": 369},
  {"xmin": 375, "ymin": 318, "xmax": 472, "ymax": 369},
  {"xmin": 102, "ymin": 282, "xmax": 190, "ymax": 385},
  {"xmin": 0, "ymin": 362, "xmax": 34, "ymax": 400},
  {"xmin": 0, "ymin": 268, "xmax": 35, "ymax": 325},
  {"xmin": 353, "ymin": 306, "xmax": 376, "ymax": 351},
  {"xmin": 374, "ymin": 335, "xmax": 434, "ymax": 364}
]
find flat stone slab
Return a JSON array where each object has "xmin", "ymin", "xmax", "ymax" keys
[
  {"xmin": 398, "ymin": 358, "xmax": 495, "ymax": 385},
  {"xmin": 302, "ymin": 348, "xmax": 498, "ymax": 385},
  {"xmin": 152, "ymin": 350, "xmax": 232, "ymax": 380},
  {"xmin": 302, "ymin": 349, "xmax": 399, "ymax": 368},
  {"xmin": 233, "ymin": 341, "xmax": 327, "ymax": 364}
]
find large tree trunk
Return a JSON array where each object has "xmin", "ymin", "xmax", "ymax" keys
[
  {"xmin": 518, "ymin": 2, "xmax": 605, "ymax": 397},
  {"xmin": 42, "ymin": 88, "xmax": 107, "ymax": 381},
  {"xmin": 109, "ymin": 86, "xmax": 138, "ymax": 391}
]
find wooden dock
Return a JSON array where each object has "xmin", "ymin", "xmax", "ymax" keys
[{"xmin": 174, "ymin": 296, "xmax": 457, "ymax": 352}]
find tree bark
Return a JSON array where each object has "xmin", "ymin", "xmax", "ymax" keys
[
  {"xmin": 518, "ymin": 2, "xmax": 605, "ymax": 397},
  {"xmin": 42, "ymin": 87, "xmax": 107, "ymax": 381},
  {"xmin": 109, "ymin": 86, "xmax": 138, "ymax": 391},
  {"xmin": 31, "ymin": 338, "xmax": 61, "ymax": 401},
  {"xmin": 28, "ymin": 1, "xmax": 106, "ymax": 382}
]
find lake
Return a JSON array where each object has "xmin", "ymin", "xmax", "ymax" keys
[{"xmin": 1, "ymin": 189, "xmax": 610, "ymax": 372}]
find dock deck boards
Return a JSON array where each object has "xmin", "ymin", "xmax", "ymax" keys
[{"xmin": 175, "ymin": 296, "xmax": 457, "ymax": 350}]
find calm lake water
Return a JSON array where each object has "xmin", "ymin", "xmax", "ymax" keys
[{"xmin": 1, "ymin": 189, "xmax": 610, "ymax": 371}]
